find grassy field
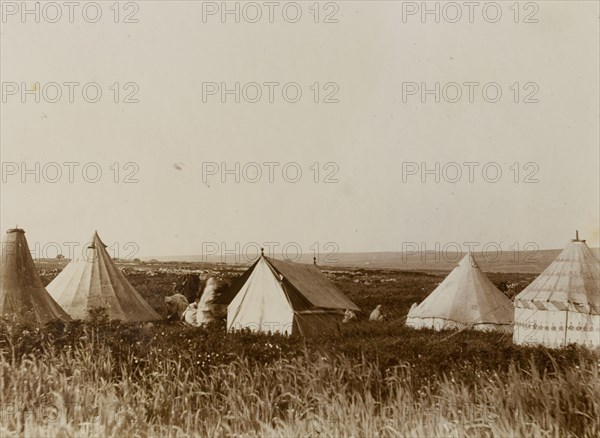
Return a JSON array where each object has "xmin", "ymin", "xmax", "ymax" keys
[{"xmin": 1, "ymin": 261, "xmax": 598, "ymax": 437}]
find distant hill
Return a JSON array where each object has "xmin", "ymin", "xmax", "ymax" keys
[{"xmin": 141, "ymin": 248, "xmax": 600, "ymax": 274}]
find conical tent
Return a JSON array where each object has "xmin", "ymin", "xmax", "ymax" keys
[
  {"xmin": 406, "ymin": 253, "xmax": 513, "ymax": 332},
  {"xmin": 0, "ymin": 228, "xmax": 70, "ymax": 325},
  {"xmin": 47, "ymin": 232, "xmax": 160, "ymax": 322},
  {"xmin": 513, "ymin": 235, "xmax": 600, "ymax": 348},
  {"xmin": 217, "ymin": 255, "xmax": 360, "ymax": 336}
]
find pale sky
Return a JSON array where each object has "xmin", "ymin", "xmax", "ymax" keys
[{"xmin": 1, "ymin": 1, "xmax": 599, "ymax": 258}]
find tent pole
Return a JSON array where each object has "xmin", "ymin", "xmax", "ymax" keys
[{"xmin": 564, "ymin": 310, "xmax": 569, "ymax": 347}]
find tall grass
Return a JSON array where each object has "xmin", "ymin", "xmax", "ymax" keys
[{"xmin": 1, "ymin": 323, "xmax": 598, "ymax": 437}]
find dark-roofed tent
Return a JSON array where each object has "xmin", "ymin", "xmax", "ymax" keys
[
  {"xmin": 0, "ymin": 228, "xmax": 71, "ymax": 325},
  {"xmin": 217, "ymin": 255, "xmax": 360, "ymax": 336}
]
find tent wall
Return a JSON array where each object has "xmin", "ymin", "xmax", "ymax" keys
[
  {"xmin": 514, "ymin": 307, "xmax": 568, "ymax": 347},
  {"xmin": 406, "ymin": 316, "xmax": 512, "ymax": 333},
  {"xmin": 406, "ymin": 316, "xmax": 460, "ymax": 331},
  {"xmin": 514, "ymin": 306, "xmax": 600, "ymax": 348},
  {"xmin": 293, "ymin": 312, "xmax": 343, "ymax": 336},
  {"xmin": 565, "ymin": 312, "xmax": 600, "ymax": 347}
]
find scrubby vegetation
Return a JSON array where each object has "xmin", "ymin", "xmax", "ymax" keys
[
  {"xmin": 1, "ymin": 321, "xmax": 598, "ymax": 437},
  {"xmin": 1, "ymin": 263, "xmax": 597, "ymax": 436}
]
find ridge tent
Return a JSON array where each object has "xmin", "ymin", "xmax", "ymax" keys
[
  {"xmin": 0, "ymin": 228, "xmax": 70, "ymax": 325},
  {"xmin": 217, "ymin": 254, "xmax": 360, "ymax": 336},
  {"xmin": 47, "ymin": 231, "xmax": 160, "ymax": 322},
  {"xmin": 406, "ymin": 253, "xmax": 513, "ymax": 332},
  {"xmin": 513, "ymin": 233, "xmax": 600, "ymax": 348}
]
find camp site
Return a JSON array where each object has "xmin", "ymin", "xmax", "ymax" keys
[
  {"xmin": 0, "ymin": 227, "xmax": 598, "ymax": 436},
  {"xmin": 2, "ymin": 1, "xmax": 599, "ymax": 436}
]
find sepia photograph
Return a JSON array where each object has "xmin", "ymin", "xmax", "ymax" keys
[{"xmin": 0, "ymin": 1, "xmax": 599, "ymax": 436}]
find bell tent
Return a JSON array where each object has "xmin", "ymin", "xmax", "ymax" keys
[
  {"xmin": 0, "ymin": 228, "xmax": 70, "ymax": 325},
  {"xmin": 47, "ymin": 231, "xmax": 160, "ymax": 322},
  {"xmin": 406, "ymin": 252, "xmax": 513, "ymax": 332},
  {"xmin": 216, "ymin": 252, "xmax": 360, "ymax": 336},
  {"xmin": 513, "ymin": 232, "xmax": 600, "ymax": 348}
]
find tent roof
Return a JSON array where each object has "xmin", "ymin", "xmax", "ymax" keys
[
  {"xmin": 47, "ymin": 231, "xmax": 160, "ymax": 322},
  {"xmin": 408, "ymin": 253, "xmax": 513, "ymax": 325},
  {"xmin": 514, "ymin": 240, "xmax": 600, "ymax": 314},
  {"xmin": 266, "ymin": 257, "xmax": 360, "ymax": 311},
  {"xmin": 217, "ymin": 256, "xmax": 360, "ymax": 312},
  {"xmin": 0, "ymin": 228, "xmax": 70, "ymax": 325}
]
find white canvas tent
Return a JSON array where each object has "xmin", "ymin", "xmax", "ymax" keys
[
  {"xmin": 0, "ymin": 228, "xmax": 70, "ymax": 325},
  {"xmin": 47, "ymin": 232, "xmax": 160, "ymax": 322},
  {"xmin": 406, "ymin": 253, "xmax": 513, "ymax": 332},
  {"xmin": 216, "ymin": 253, "xmax": 360, "ymax": 336},
  {"xmin": 513, "ymin": 233, "xmax": 600, "ymax": 348}
]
